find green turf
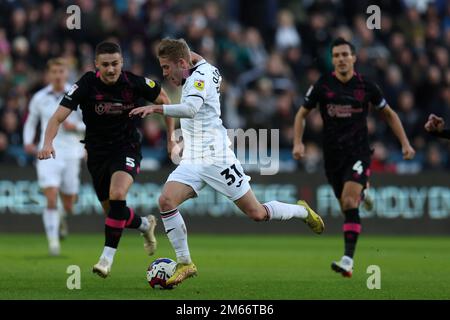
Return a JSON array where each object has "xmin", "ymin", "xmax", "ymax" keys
[{"xmin": 0, "ymin": 233, "xmax": 449, "ymax": 299}]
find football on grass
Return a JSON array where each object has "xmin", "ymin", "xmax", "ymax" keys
[{"xmin": 146, "ymin": 258, "xmax": 177, "ymax": 289}]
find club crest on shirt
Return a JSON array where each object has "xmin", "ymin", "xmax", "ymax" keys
[
  {"xmin": 194, "ymin": 79, "xmax": 205, "ymax": 91},
  {"xmin": 95, "ymin": 103, "xmax": 106, "ymax": 115},
  {"xmin": 145, "ymin": 78, "xmax": 156, "ymax": 88}
]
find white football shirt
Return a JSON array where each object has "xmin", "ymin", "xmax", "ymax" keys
[
  {"xmin": 178, "ymin": 60, "xmax": 233, "ymax": 163},
  {"xmin": 23, "ymin": 84, "xmax": 85, "ymax": 159}
]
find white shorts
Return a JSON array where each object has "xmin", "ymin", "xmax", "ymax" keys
[
  {"xmin": 36, "ymin": 157, "xmax": 81, "ymax": 194},
  {"xmin": 166, "ymin": 158, "xmax": 251, "ymax": 201}
]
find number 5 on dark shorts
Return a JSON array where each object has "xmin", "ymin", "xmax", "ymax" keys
[{"xmin": 87, "ymin": 147, "xmax": 142, "ymax": 202}]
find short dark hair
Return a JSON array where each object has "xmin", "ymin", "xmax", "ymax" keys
[
  {"xmin": 95, "ymin": 41, "xmax": 122, "ymax": 56},
  {"xmin": 330, "ymin": 37, "xmax": 355, "ymax": 55}
]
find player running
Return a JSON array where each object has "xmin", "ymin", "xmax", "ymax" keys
[
  {"xmin": 24, "ymin": 58, "xmax": 85, "ymax": 256},
  {"xmin": 129, "ymin": 38, "xmax": 325, "ymax": 286},
  {"xmin": 37, "ymin": 41, "xmax": 175, "ymax": 278},
  {"xmin": 293, "ymin": 38, "xmax": 415, "ymax": 277}
]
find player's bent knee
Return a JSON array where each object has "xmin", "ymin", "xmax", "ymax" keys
[
  {"xmin": 45, "ymin": 193, "xmax": 58, "ymax": 208},
  {"xmin": 158, "ymin": 194, "xmax": 176, "ymax": 212},
  {"xmin": 341, "ymin": 196, "xmax": 359, "ymax": 210},
  {"xmin": 46, "ymin": 197, "xmax": 58, "ymax": 209},
  {"xmin": 109, "ymin": 188, "xmax": 128, "ymax": 200}
]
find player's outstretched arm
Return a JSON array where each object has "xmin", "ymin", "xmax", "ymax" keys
[
  {"xmin": 292, "ymin": 106, "xmax": 311, "ymax": 160},
  {"xmin": 380, "ymin": 105, "xmax": 415, "ymax": 160},
  {"xmin": 154, "ymin": 88, "xmax": 176, "ymax": 153},
  {"xmin": 129, "ymin": 105, "xmax": 163, "ymax": 118},
  {"xmin": 37, "ymin": 106, "xmax": 72, "ymax": 160}
]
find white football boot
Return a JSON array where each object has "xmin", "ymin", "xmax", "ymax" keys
[
  {"xmin": 142, "ymin": 215, "xmax": 157, "ymax": 256},
  {"xmin": 92, "ymin": 257, "xmax": 112, "ymax": 278},
  {"xmin": 331, "ymin": 256, "xmax": 353, "ymax": 278},
  {"xmin": 48, "ymin": 238, "xmax": 60, "ymax": 256}
]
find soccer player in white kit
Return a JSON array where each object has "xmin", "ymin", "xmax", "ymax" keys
[
  {"xmin": 23, "ymin": 58, "xmax": 85, "ymax": 256},
  {"xmin": 129, "ymin": 39, "xmax": 325, "ymax": 286}
]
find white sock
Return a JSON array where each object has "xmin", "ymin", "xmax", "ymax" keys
[
  {"xmin": 138, "ymin": 216, "xmax": 149, "ymax": 233},
  {"xmin": 263, "ymin": 201, "xmax": 308, "ymax": 220},
  {"xmin": 43, "ymin": 208, "xmax": 60, "ymax": 243},
  {"xmin": 161, "ymin": 209, "xmax": 191, "ymax": 264},
  {"xmin": 100, "ymin": 246, "xmax": 116, "ymax": 263}
]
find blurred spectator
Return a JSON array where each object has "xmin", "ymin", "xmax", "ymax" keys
[
  {"xmin": 217, "ymin": 22, "xmax": 251, "ymax": 81},
  {"xmin": 244, "ymin": 27, "xmax": 268, "ymax": 70},
  {"xmin": 0, "ymin": 0, "xmax": 448, "ymax": 172},
  {"xmin": 121, "ymin": 0, "xmax": 146, "ymax": 39},
  {"xmin": 1, "ymin": 109, "xmax": 22, "ymax": 147},
  {"xmin": 30, "ymin": 37, "xmax": 52, "ymax": 71},
  {"xmin": 396, "ymin": 90, "xmax": 421, "ymax": 142},
  {"xmin": 370, "ymin": 141, "xmax": 397, "ymax": 173},
  {"xmin": 275, "ymin": 9, "xmax": 301, "ymax": 52},
  {"xmin": 8, "ymin": 7, "xmax": 28, "ymax": 41},
  {"xmin": 237, "ymin": 89, "xmax": 267, "ymax": 130},
  {"xmin": 271, "ymin": 92, "xmax": 296, "ymax": 148},
  {"xmin": 424, "ymin": 143, "xmax": 447, "ymax": 170},
  {"xmin": 142, "ymin": 117, "xmax": 166, "ymax": 148},
  {"xmin": 300, "ymin": 142, "xmax": 323, "ymax": 173},
  {"xmin": 383, "ymin": 64, "xmax": 407, "ymax": 109},
  {"xmin": 0, "ymin": 132, "xmax": 16, "ymax": 163}
]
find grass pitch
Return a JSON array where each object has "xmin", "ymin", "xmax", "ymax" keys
[{"xmin": 0, "ymin": 233, "xmax": 449, "ymax": 300}]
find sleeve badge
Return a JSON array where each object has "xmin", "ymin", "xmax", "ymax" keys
[
  {"xmin": 145, "ymin": 78, "xmax": 156, "ymax": 88},
  {"xmin": 67, "ymin": 84, "xmax": 78, "ymax": 96},
  {"xmin": 194, "ymin": 79, "xmax": 205, "ymax": 91}
]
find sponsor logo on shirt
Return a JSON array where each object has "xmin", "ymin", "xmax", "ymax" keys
[
  {"xmin": 194, "ymin": 79, "xmax": 205, "ymax": 91},
  {"xmin": 326, "ymin": 104, "xmax": 363, "ymax": 118},
  {"xmin": 94, "ymin": 102, "xmax": 135, "ymax": 115}
]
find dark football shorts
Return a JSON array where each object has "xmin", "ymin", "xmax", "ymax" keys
[
  {"xmin": 324, "ymin": 154, "xmax": 371, "ymax": 199},
  {"xmin": 86, "ymin": 143, "xmax": 142, "ymax": 202}
]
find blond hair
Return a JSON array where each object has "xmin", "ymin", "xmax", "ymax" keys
[
  {"xmin": 157, "ymin": 38, "xmax": 191, "ymax": 62},
  {"xmin": 47, "ymin": 57, "xmax": 67, "ymax": 69}
]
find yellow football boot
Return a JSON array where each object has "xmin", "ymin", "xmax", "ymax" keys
[
  {"xmin": 297, "ymin": 200, "xmax": 325, "ymax": 234},
  {"xmin": 166, "ymin": 262, "xmax": 198, "ymax": 286}
]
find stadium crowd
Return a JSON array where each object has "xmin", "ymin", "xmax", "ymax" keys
[{"xmin": 0, "ymin": 0, "xmax": 449, "ymax": 172}]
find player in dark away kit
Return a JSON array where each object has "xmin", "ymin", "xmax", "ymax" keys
[
  {"xmin": 37, "ymin": 41, "xmax": 175, "ymax": 278},
  {"xmin": 292, "ymin": 38, "xmax": 416, "ymax": 277}
]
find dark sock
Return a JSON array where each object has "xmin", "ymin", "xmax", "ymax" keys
[
  {"xmin": 125, "ymin": 207, "xmax": 143, "ymax": 229},
  {"xmin": 343, "ymin": 208, "xmax": 361, "ymax": 258},
  {"xmin": 105, "ymin": 200, "xmax": 128, "ymax": 248}
]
